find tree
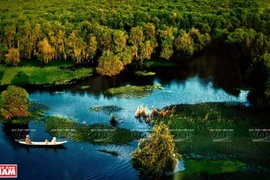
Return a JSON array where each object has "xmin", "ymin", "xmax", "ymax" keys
[
  {"xmin": 1, "ymin": 85, "xmax": 30, "ymax": 120},
  {"xmin": 131, "ymin": 122, "xmax": 180, "ymax": 178},
  {"xmin": 112, "ymin": 30, "xmax": 127, "ymax": 53},
  {"xmin": 37, "ymin": 38, "xmax": 55, "ymax": 64},
  {"xmin": 159, "ymin": 27, "xmax": 176, "ymax": 60},
  {"xmin": 174, "ymin": 31, "xmax": 194, "ymax": 57},
  {"xmin": 96, "ymin": 50, "xmax": 124, "ymax": 76},
  {"xmin": 140, "ymin": 40, "xmax": 154, "ymax": 61},
  {"xmin": 129, "ymin": 26, "xmax": 144, "ymax": 60},
  {"xmin": 85, "ymin": 34, "xmax": 97, "ymax": 62},
  {"xmin": 144, "ymin": 23, "xmax": 158, "ymax": 50},
  {"xmin": 5, "ymin": 48, "xmax": 20, "ymax": 66},
  {"xmin": 66, "ymin": 30, "xmax": 86, "ymax": 64},
  {"xmin": 117, "ymin": 47, "xmax": 133, "ymax": 65}
]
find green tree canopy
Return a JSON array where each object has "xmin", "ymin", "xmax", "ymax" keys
[
  {"xmin": 1, "ymin": 85, "xmax": 30, "ymax": 120},
  {"xmin": 96, "ymin": 50, "xmax": 124, "ymax": 76},
  {"xmin": 131, "ymin": 122, "xmax": 180, "ymax": 178}
]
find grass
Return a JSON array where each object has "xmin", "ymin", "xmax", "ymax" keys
[
  {"xmin": 0, "ymin": 64, "xmax": 93, "ymax": 85},
  {"xmin": 90, "ymin": 105, "xmax": 123, "ymax": 115},
  {"xmin": 167, "ymin": 160, "xmax": 246, "ymax": 179},
  {"xmin": 153, "ymin": 103, "xmax": 270, "ymax": 134},
  {"xmin": 104, "ymin": 84, "xmax": 163, "ymax": 98},
  {"xmin": 135, "ymin": 71, "xmax": 155, "ymax": 76},
  {"xmin": 98, "ymin": 149, "xmax": 120, "ymax": 157},
  {"xmin": 44, "ymin": 116, "xmax": 141, "ymax": 145},
  {"xmin": 184, "ymin": 160, "xmax": 245, "ymax": 174}
]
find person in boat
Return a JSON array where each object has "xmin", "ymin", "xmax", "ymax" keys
[
  {"xmin": 45, "ymin": 139, "xmax": 49, "ymax": 145},
  {"xmin": 51, "ymin": 137, "xmax": 56, "ymax": 144},
  {"xmin": 25, "ymin": 135, "xmax": 32, "ymax": 144}
]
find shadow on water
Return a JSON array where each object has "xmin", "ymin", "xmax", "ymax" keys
[
  {"xmin": 21, "ymin": 145, "xmax": 67, "ymax": 153},
  {"xmin": 1, "ymin": 123, "xmax": 67, "ymax": 152},
  {"xmin": 24, "ymin": 52, "xmax": 244, "ymax": 99},
  {"xmin": 2, "ymin": 123, "xmax": 29, "ymax": 147}
]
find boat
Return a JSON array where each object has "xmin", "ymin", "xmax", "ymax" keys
[{"xmin": 19, "ymin": 140, "xmax": 67, "ymax": 146}]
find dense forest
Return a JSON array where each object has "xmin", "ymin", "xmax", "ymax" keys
[{"xmin": 0, "ymin": 0, "xmax": 270, "ymax": 102}]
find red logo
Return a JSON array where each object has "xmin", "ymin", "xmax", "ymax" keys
[{"xmin": 0, "ymin": 164, "xmax": 17, "ymax": 178}]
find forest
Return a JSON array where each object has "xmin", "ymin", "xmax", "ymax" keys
[{"xmin": 0, "ymin": 0, "xmax": 270, "ymax": 103}]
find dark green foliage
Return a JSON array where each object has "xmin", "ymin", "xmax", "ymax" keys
[
  {"xmin": 246, "ymin": 53, "xmax": 270, "ymax": 104},
  {"xmin": 153, "ymin": 103, "xmax": 270, "ymax": 133},
  {"xmin": 0, "ymin": 0, "xmax": 269, "ymax": 77},
  {"xmin": 44, "ymin": 116, "xmax": 141, "ymax": 145}
]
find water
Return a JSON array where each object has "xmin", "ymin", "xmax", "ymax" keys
[{"xmin": 0, "ymin": 54, "xmax": 258, "ymax": 179}]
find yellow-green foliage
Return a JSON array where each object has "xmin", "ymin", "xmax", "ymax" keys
[
  {"xmin": 105, "ymin": 84, "xmax": 162, "ymax": 98},
  {"xmin": 1, "ymin": 85, "xmax": 30, "ymax": 120},
  {"xmin": 131, "ymin": 122, "xmax": 180, "ymax": 177},
  {"xmin": 0, "ymin": 65, "xmax": 93, "ymax": 85},
  {"xmin": 135, "ymin": 71, "xmax": 155, "ymax": 76}
]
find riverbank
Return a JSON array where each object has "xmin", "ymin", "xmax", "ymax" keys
[{"xmin": 0, "ymin": 64, "xmax": 93, "ymax": 86}]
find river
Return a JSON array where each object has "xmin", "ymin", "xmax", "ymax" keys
[{"xmin": 1, "ymin": 53, "xmax": 268, "ymax": 179}]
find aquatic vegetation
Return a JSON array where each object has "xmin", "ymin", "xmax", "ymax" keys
[
  {"xmin": 170, "ymin": 160, "xmax": 246, "ymax": 179},
  {"xmin": 90, "ymin": 105, "xmax": 123, "ymax": 115},
  {"xmin": 135, "ymin": 105, "xmax": 152, "ymax": 124},
  {"xmin": 135, "ymin": 71, "xmax": 155, "ymax": 76},
  {"xmin": 80, "ymin": 85, "xmax": 90, "ymax": 90},
  {"xmin": 44, "ymin": 116, "xmax": 141, "ymax": 145},
  {"xmin": 135, "ymin": 105, "xmax": 150, "ymax": 118},
  {"xmin": 152, "ymin": 103, "xmax": 270, "ymax": 134},
  {"xmin": 151, "ymin": 107, "xmax": 175, "ymax": 118},
  {"xmin": 98, "ymin": 149, "xmax": 120, "ymax": 157},
  {"xmin": 105, "ymin": 84, "xmax": 162, "ymax": 98}
]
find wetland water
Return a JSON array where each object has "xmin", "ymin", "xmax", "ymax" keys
[{"xmin": 0, "ymin": 53, "xmax": 269, "ymax": 179}]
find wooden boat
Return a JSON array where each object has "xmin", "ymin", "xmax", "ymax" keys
[{"xmin": 19, "ymin": 140, "xmax": 67, "ymax": 146}]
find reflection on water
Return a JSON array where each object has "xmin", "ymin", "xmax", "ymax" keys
[{"xmin": 0, "ymin": 53, "xmax": 256, "ymax": 179}]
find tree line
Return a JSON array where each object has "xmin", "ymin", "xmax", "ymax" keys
[{"xmin": 0, "ymin": 0, "xmax": 269, "ymax": 76}]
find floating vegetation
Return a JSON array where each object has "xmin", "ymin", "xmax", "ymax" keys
[
  {"xmin": 152, "ymin": 103, "xmax": 264, "ymax": 133},
  {"xmin": 171, "ymin": 160, "xmax": 246, "ymax": 178},
  {"xmin": 135, "ymin": 105, "xmax": 152, "ymax": 124},
  {"xmin": 44, "ymin": 116, "xmax": 141, "ymax": 145},
  {"xmin": 135, "ymin": 71, "xmax": 155, "ymax": 76},
  {"xmin": 80, "ymin": 85, "xmax": 90, "ymax": 90},
  {"xmin": 90, "ymin": 105, "xmax": 123, "ymax": 115},
  {"xmin": 104, "ymin": 84, "xmax": 162, "ymax": 98},
  {"xmin": 98, "ymin": 149, "xmax": 120, "ymax": 157},
  {"xmin": 135, "ymin": 105, "xmax": 150, "ymax": 118},
  {"xmin": 151, "ymin": 107, "xmax": 175, "ymax": 118}
]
